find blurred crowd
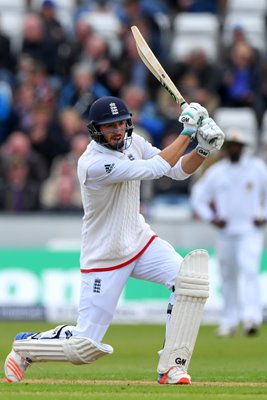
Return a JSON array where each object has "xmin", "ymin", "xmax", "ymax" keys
[{"xmin": 1, "ymin": 0, "xmax": 267, "ymax": 213}]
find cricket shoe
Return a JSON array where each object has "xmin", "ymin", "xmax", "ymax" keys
[
  {"xmin": 158, "ymin": 367, "xmax": 191, "ymax": 384},
  {"xmin": 243, "ymin": 321, "xmax": 259, "ymax": 336},
  {"xmin": 4, "ymin": 332, "xmax": 34, "ymax": 382},
  {"xmin": 4, "ymin": 349, "xmax": 32, "ymax": 383}
]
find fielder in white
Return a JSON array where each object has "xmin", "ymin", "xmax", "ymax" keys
[
  {"xmin": 191, "ymin": 129, "xmax": 267, "ymax": 337},
  {"xmin": 4, "ymin": 96, "xmax": 224, "ymax": 384}
]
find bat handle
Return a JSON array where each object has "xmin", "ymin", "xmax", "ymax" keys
[{"xmin": 181, "ymin": 102, "xmax": 188, "ymax": 110}]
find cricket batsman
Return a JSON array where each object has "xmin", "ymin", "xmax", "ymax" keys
[{"xmin": 4, "ymin": 96, "xmax": 224, "ymax": 384}]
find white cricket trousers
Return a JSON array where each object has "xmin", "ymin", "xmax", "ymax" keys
[
  {"xmin": 72, "ymin": 237, "xmax": 183, "ymax": 342},
  {"xmin": 216, "ymin": 230, "xmax": 263, "ymax": 329}
]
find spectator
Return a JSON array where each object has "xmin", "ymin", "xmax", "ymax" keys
[
  {"xmin": 12, "ymin": 82, "xmax": 37, "ymax": 133},
  {"xmin": 54, "ymin": 107, "xmax": 88, "ymax": 153},
  {"xmin": 0, "ymin": 158, "xmax": 41, "ymax": 212},
  {"xmin": 63, "ymin": 16, "xmax": 93, "ymax": 74},
  {"xmin": 0, "ymin": 81, "xmax": 13, "ymax": 144},
  {"xmin": 191, "ymin": 128, "xmax": 267, "ymax": 337},
  {"xmin": 103, "ymin": 67, "xmax": 127, "ymax": 97},
  {"xmin": 121, "ymin": 84, "xmax": 165, "ymax": 147},
  {"xmin": 119, "ymin": 28, "xmax": 149, "ymax": 88},
  {"xmin": 72, "ymin": 0, "xmax": 94, "ymax": 22},
  {"xmin": 219, "ymin": 25, "xmax": 261, "ymax": 66},
  {"xmin": 40, "ymin": 157, "xmax": 82, "ymax": 212},
  {"xmin": 0, "ymin": 24, "xmax": 16, "ymax": 82},
  {"xmin": 0, "ymin": 130, "xmax": 48, "ymax": 182},
  {"xmin": 41, "ymin": 133, "xmax": 88, "ymax": 211},
  {"xmin": 219, "ymin": 42, "xmax": 263, "ymax": 116},
  {"xmin": 171, "ymin": 0, "xmax": 226, "ymax": 15},
  {"xmin": 58, "ymin": 62, "xmax": 110, "ymax": 115},
  {"xmin": 39, "ymin": 0, "xmax": 66, "ymax": 41},
  {"xmin": 50, "ymin": 133, "xmax": 89, "ymax": 172},
  {"xmin": 118, "ymin": 0, "xmax": 169, "ymax": 60},
  {"xmin": 20, "ymin": 13, "xmax": 49, "ymax": 69},
  {"xmin": 31, "ymin": 61, "xmax": 57, "ymax": 106},
  {"xmin": 82, "ymin": 0, "xmax": 123, "ymax": 57},
  {"xmin": 79, "ymin": 33, "xmax": 113, "ymax": 87},
  {"xmin": 28, "ymin": 104, "xmax": 60, "ymax": 169},
  {"xmin": 38, "ymin": 0, "xmax": 73, "ymax": 77},
  {"xmin": 20, "ymin": 12, "xmax": 68, "ymax": 77},
  {"xmin": 14, "ymin": 59, "xmax": 57, "ymax": 124},
  {"xmin": 168, "ymin": 49, "xmax": 220, "ymax": 116},
  {"xmin": 15, "ymin": 54, "xmax": 37, "ymax": 85},
  {"xmin": 41, "ymin": 174, "xmax": 83, "ymax": 213}
]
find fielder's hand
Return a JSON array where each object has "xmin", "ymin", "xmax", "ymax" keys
[
  {"xmin": 196, "ymin": 118, "xmax": 225, "ymax": 158},
  {"xmin": 179, "ymin": 102, "xmax": 209, "ymax": 140}
]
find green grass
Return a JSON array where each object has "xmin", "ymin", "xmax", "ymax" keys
[{"xmin": 1, "ymin": 322, "xmax": 267, "ymax": 399}]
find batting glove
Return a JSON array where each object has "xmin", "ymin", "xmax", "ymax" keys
[
  {"xmin": 179, "ymin": 102, "xmax": 209, "ymax": 140},
  {"xmin": 196, "ymin": 118, "xmax": 225, "ymax": 158}
]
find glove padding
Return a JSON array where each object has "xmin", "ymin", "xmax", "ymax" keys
[
  {"xmin": 196, "ymin": 118, "xmax": 225, "ymax": 158},
  {"xmin": 179, "ymin": 102, "xmax": 209, "ymax": 139}
]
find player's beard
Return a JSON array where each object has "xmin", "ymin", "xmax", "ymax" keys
[
  {"xmin": 107, "ymin": 138, "xmax": 125, "ymax": 150},
  {"xmin": 229, "ymin": 148, "xmax": 242, "ymax": 163},
  {"xmin": 229, "ymin": 153, "xmax": 241, "ymax": 163},
  {"xmin": 100, "ymin": 127, "xmax": 132, "ymax": 151},
  {"xmin": 102, "ymin": 136, "xmax": 125, "ymax": 151}
]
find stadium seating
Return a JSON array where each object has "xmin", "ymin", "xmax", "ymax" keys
[
  {"xmin": 171, "ymin": 12, "xmax": 219, "ymax": 62},
  {"xmin": 0, "ymin": 0, "xmax": 26, "ymax": 12},
  {"xmin": 222, "ymin": 13, "xmax": 266, "ymax": 52},
  {"xmin": 226, "ymin": 0, "xmax": 267, "ymax": 15},
  {"xmin": 213, "ymin": 107, "xmax": 259, "ymax": 154},
  {"xmin": 171, "ymin": 34, "xmax": 218, "ymax": 62},
  {"xmin": 31, "ymin": 0, "xmax": 76, "ymax": 12},
  {"xmin": 173, "ymin": 12, "xmax": 220, "ymax": 39},
  {"xmin": 0, "ymin": 12, "xmax": 24, "ymax": 51}
]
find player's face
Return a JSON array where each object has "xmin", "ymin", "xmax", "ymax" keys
[
  {"xmin": 226, "ymin": 142, "xmax": 244, "ymax": 162},
  {"xmin": 100, "ymin": 120, "xmax": 127, "ymax": 150}
]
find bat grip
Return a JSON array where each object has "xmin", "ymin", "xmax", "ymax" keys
[{"xmin": 181, "ymin": 102, "xmax": 188, "ymax": 110}]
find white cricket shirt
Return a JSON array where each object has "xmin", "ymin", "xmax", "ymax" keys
[
  {"xmin": 191, "ymin": 155, "xmax": 267, "ymax": 234},
  {"xmin": 77, "ymin": 132, "xmax": 190, "ymax": 271}
]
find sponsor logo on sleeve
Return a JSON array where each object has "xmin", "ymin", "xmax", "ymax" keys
[{"xmin": 104, "ymin": 163, "xmax": 115, "ymax": 173}]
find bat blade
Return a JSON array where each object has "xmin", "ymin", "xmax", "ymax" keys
[
  {"xmin": 131, "ymin": 26, "xmax": 220, "ymax": 146},
  {"xmin": 131, "ymin": 25, "xmax": 187, "ymax": 109}
]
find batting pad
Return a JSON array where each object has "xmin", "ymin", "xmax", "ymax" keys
[
  {"xmin": 157, "ymin": 249, "xmax": 209, "ymax": 374},
  {"xmin": 13, "ymin": 337, "xmax": 113, "ymax": 365}
]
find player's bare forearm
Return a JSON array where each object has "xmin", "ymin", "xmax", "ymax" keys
[
  {"xmin": 159, "ymin": 135, "xmax": 191, "ymax": 167},
  {"xmin": 181, "ymin": 150, "xmax": 206, "ymax": 174}
]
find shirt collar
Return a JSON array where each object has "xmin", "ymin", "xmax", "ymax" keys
[{"xmin": 91, "ymin": 140, "xmax": 124, "ymax": 158}]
